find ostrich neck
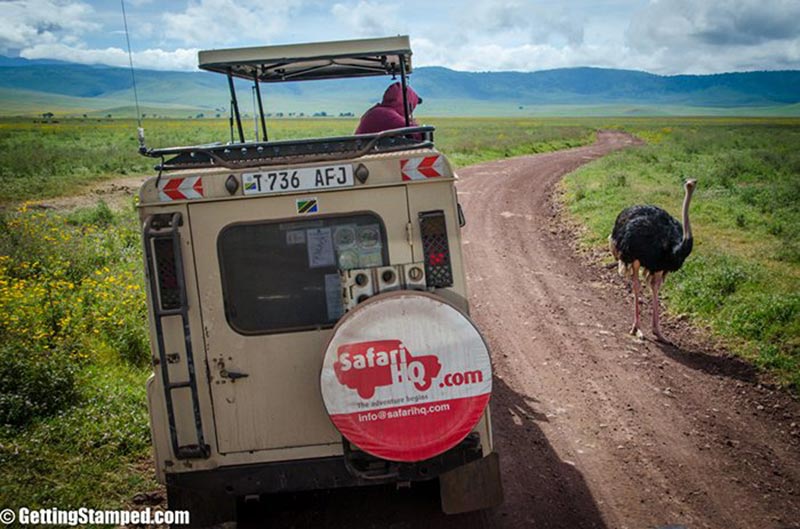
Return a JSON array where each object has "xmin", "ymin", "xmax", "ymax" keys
[{"xmin": 681, "ymin": 187, "xmax": 694, "ymax": 240}]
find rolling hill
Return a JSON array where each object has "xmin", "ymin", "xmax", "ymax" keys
[{"xmin": 1, "ymin": 57, "xmax": 799, "ymax": 117}]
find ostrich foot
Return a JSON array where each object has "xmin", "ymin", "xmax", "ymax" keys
[
  {"xmin": 629, "ymin": 325, "xmax": 644, "ymax": 339},
  {"xmin": 653, "ymin": 331, "xmax": 671, "ymax": 344}
]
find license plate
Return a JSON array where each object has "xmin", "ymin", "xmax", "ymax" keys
[{"xmin": 242, "ymin": 164, "xmax": 354, "ymax": 196}]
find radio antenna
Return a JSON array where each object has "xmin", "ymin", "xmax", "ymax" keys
[{"xmin": 120, "ymin": 0, "xmax": 146, "ymax": 153}]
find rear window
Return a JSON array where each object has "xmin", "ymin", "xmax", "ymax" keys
[{"xmin": 218, "ymin": 213, "xmax": 388, "ymax": 334}]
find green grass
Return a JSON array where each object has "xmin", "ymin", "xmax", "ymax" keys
[
  {"xmin": 427, "ymin": 118, "xmax": 594, "ymax": 167},
  {"xmin": 0, "ymin": 201, "xmax": 155, "ymax": 511},
  {"xmin": 0, "ymin": 362, "xmax": 156, "ymax": 510},
  {"xmin": 3, "ymin": 85, "xmax": 800, "ymax": 119},
  {"xmin": 0, "ymin": 117, "xmax": 595, "ymax": 203},
  {"xmin": 562, "ymin": 119, "xmax": 800, "ymax": 389}
]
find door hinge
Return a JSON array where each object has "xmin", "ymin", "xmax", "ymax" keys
[{"xmin": 406, "ymin": 221, "xmax": 414, "ymax": 248}]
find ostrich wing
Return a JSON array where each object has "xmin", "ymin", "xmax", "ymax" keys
[{"xmin": 611, "ymin": 205, "xmax": 683, "ymax": 272}]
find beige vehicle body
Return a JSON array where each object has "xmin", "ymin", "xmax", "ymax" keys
[{"xmin": 138, "ymin": 36, "xmax": 501, "ymax": 525}]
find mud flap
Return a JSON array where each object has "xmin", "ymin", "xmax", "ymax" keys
[{"xmin": 439, "ymin": 452, "xmax": 503, "ymax": 514}]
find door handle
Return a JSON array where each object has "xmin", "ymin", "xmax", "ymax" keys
[{"xmin": 220, "ymin": 369, "xmax": 249, "ymax": 380}]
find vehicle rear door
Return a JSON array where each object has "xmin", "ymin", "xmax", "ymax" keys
[{"xmin": 189, "ymin": 185, "xmax": 411, "ymax": 454}]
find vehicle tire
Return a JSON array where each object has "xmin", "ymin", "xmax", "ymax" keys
[{"xmin": 166, "ymin": 484, "xmax": 237, "ymax": 529}]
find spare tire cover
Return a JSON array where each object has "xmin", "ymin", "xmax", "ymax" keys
[{"xmin": 320, "ymin": 291, "xmax": 492, "ymax": 462}]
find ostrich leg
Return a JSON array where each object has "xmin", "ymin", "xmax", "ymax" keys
[
  {"xmin": 650, "ymin": 272, "xmax": 667, "ymax": 342},
  {"xmin": 630, "ymin": 260, "xmax": 643, "ymax": 338}
]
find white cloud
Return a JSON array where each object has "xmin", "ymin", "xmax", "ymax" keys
[
  {"xmin": 2, "ymin": 0, "xmax": 799, "ymax": 75},
  {"xmin": 160, "ymin": 0, "xmax": 306, "ymax": 46},
  {"xmin": 0, "ymin": 0, "xmax": 98, "ymax": 54},
  {"xmin": 414, "ymin": 40, "xmax": 607, "ymax": 73},
  {"xmin": 626, "ymin": 0, "xmax": 800, "ymax": 73},
  {"xmin": 331, "ymin": 1, "xmax": 404, "ymax": 38},
  {"xmin": 20, "ymin": 43, "xmax": 199, "ymax": 70},
  {"xmin": 465, "ymin": 1, "xmax": 585, "ymax": 47},
  {"xmin": 408, "ymin": 0, "xmax": 800, "ymax": 74}
]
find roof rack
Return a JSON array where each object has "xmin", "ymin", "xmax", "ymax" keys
[{"xmin": 144, "ymin": 126, "xmax": 435, "ymax": 171}]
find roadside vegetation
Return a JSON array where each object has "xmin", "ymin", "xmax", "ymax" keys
[
  {"xmin": 0, "ymin": 201, "xmax": 156, "ymax": 511},
  {"xmin": 0, "ymin": 117, "xmax": 594, "ymax": 203},
  {"xmin": 562, "ymin": 118, "xmax": 800, "ymax": 390},
  {"xmin": 0, "ymin": 116, "xmax": 593, "ymax": 511}
]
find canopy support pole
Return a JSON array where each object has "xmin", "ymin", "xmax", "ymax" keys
[
  {"xmin": 254, "ymin": 72, "xmax": 268, "ymax": 141},
  {"xmin": 227, "ymin": 68, "xmax": 245, "ymax": 143},
  {"xmin": 399, "ymin": 56, "xmax": 410, "ymax": 127}
]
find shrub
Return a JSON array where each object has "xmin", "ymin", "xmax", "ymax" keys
[
  {"xmin": 727, "ymin": 293, "xmax": 800, "ymax": 343},
  {"xmin": 668, "ymin": 253, "xmax": 753, "ymax": 315},
  {"xmin": 0, "ymin": 344, "xmax": 77, "ymax": 426},
  {"xmin": 0, "ymin": 203, "xmax": 149, "ymax": 386}
]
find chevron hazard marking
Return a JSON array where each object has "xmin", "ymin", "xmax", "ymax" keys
[
  {"xmin": 158, "ymin": 177, "xmax": 204, "ymax": 201},
  {"xmin": 401, "ymin": 155, "xmax": 443, "ymax": 181}
]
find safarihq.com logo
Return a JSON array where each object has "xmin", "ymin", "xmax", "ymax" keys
[
  {"xmin": 333, "ymin": 339, "xmax": 443, "ymax": 398},
  {"xmin": 0, "ymin": 507, "xmax": 189, "ymax": 526}
]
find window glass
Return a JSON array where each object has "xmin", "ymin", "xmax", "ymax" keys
[{"xmin": 218, "ymin": 213, "xmax": 388, "ymax": 334}]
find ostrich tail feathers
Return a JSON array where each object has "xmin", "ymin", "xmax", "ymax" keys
[
  {"xmin": 608, "ymin": 235, "xmax": 621, "ymax": 261},
  {"xmin": 617, "ymin": 260, "xmax": 632, "ymax": 277}
]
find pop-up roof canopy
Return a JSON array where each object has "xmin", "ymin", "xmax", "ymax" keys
[
  {"xmin": 198, "ymin": 35, "xmax": 412, "ymax": 83},
  {"xmin": 138, "ymin": 35, "xmax": 427, "ymax": 164}
]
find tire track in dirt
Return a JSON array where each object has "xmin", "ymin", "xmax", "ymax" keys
[{"xmin": 458, "ymin": 130, "xmax": 800, "ymax": 529}]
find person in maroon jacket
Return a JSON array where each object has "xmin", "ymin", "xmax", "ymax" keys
[{"xmin": 355, "ymin": 82, "xmax": 422, "ymax": 135}]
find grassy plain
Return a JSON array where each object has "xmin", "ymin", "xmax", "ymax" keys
[
  {"xmin": 0, "ymin": 117, "xmax": 593, "ymax": 203},
  {"xmin": 562, "ymin": 118, "xmax": 800, "ymax": 388}
]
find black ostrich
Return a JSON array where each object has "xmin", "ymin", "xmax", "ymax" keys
[{"xmin": 609, "ymin": 179, "xmax": 697, "ymax": 342}]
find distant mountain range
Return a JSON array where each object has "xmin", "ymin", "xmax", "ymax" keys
[{"xmin": 1, "ymin": 56, "xmax": 799, "ymax": 117}]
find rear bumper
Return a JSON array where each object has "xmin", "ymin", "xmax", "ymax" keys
[{"xmin": 166, "ymin": 433, "xmax": 483, "ymax": 497}]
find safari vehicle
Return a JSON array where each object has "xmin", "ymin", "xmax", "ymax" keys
[{"xmin": 137, "ymin": 35, "xmax": 502, "ymax": 527}]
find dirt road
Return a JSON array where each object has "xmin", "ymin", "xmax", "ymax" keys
[
  {"xmin": 239, "ymin": 131, "xmax": 800, "ymax": 528},
  {"xmin": 456, "ymin": 130, "xmax": 800, "ymax": 529}
]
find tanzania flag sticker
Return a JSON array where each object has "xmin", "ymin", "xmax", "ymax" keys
[{"xmin": 296, "ymin": 197, "xmax": 319, "ymax": 215}]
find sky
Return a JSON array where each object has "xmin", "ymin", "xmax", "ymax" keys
[{"xmin": 1, "ymin": 0, "xmax": 799, "ymax": 75}]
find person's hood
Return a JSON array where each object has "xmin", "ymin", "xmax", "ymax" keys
[{"xmin": 381, "ymin": 82, "xmax": 421, "ymax": 113}]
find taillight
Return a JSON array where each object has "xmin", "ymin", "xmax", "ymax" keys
[
  {"xmin": 153, "ymin": 237, "xmax": 181, "ymax": 310},
  {"xmin": 419, "ymin": 210, "xmax": 453, "ymax": 288}
]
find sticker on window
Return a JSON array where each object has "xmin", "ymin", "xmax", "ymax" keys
[
  {"xmin": 286, "ymin": 230, "xmax": 306, "ymax": 245},
  {"xmin": 357, "ymin": 225, "xmax": 381, "ymax": 249},
  {"xmin": 307, "ymin": 227, "xmax": 335, "ymax": 268},
  {"xmin": 325, "ymin": 273, "xmax": 345, "ymax": 321},
  {"xmin": 334, "ymin": 225, "xmax": 356, "ymax": 249},
  {"xmin": 338, "ymin": 249, "xmax": 359, "ymax": 270}
]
